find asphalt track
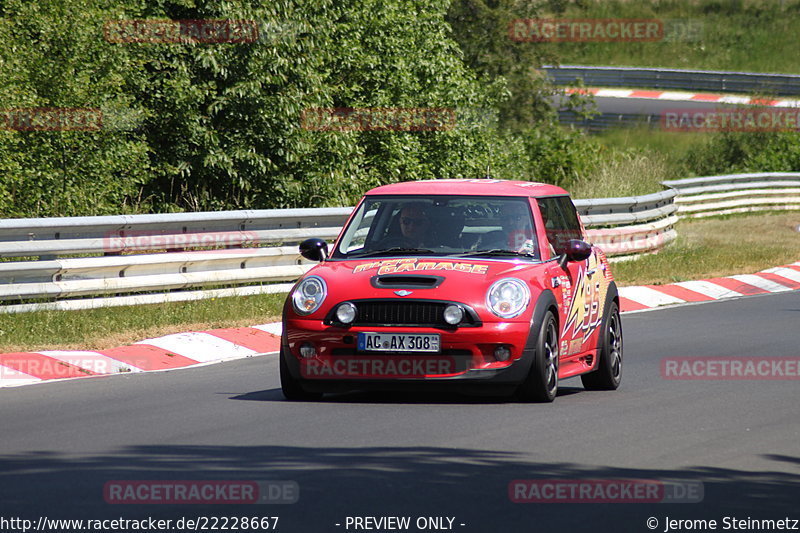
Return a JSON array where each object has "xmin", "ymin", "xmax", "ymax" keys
[
  {"xmin": 1, "ymin": 291, "xmax": 798, "ymax": 533},
  {"xmin": 557, "ymin": 92, "xmax": 751, "ymax": 116},
  {"xmin": 593, "ymin": 95, "xmax": 734, "ymax": 115}
]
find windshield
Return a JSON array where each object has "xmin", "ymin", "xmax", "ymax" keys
[{"xmin": 332, "ymin": 195, "xmax": 540, "ymax": 260}]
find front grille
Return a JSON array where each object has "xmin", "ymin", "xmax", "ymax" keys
[
  {"xmin": 359, "ymin": 301, "xmax": 444, "ymax": 326},
  {"xmin": 325, "ymin": 299, "xmax": 480, "ymax": 328}
]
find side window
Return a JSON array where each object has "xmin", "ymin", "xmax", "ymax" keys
[
  {"xmin": 340, "ymin": 200, "xmax": 384, "ymax": 253},
  {"xmin": 555, "ymin": 196, "xmax": 582, "ymax": 239},
  {"xmin": 537, "ymin": 196, "xmax": 583, "ymax": 255}
]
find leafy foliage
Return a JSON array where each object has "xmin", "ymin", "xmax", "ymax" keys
[
  {"xmin": 685, "ymin": 131, "xmax": 800, "ymax": 175},
  {"xmin": 0, "ymin": 0, "xmax": 513, "ymax": 215},
  {"xmin": 7, "ymin": 0, "xmax": 788, "ymax": 218},
  {"xmin": 0, "ymin": 0, "xmax": 151, "ymax": 217}
]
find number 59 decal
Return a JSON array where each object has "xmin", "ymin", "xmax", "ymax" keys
[{"xmin": 563, "ymin": 254, "xmax": 605, "ymax": 344}]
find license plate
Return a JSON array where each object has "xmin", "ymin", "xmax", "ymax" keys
[{"xmin": 357, "ymin": 332, "xmax": 440, "ymax": 353}]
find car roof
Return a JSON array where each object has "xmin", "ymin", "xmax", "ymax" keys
[{"xmin": 365, "ymin": 179, "xmax": 569, "ymax": 197}]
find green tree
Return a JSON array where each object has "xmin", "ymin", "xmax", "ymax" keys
[
  {"xmin": 123, "ymin": 0, "xmax": 503, "ymax": 210},
  {"xmin": 0, "ymin": 0, "xmax": 151, "ymax": 217}
]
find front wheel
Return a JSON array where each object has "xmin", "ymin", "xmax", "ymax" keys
[
  {"xmin": 515, "ymin": 310, "xmax": 559, "ymax": 403},
  {"xmin": 581, "ymin": 301, "xmax": 623, "ymax": 391},
  {"xmin": 280, "ymin": 345, "xmax": 323, "ymax": 401}
]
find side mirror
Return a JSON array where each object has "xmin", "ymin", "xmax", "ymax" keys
[
  {"xmin": 299, "ymin": 238, "xmax": 329, "ymax": 262},
  {"xmin": 558, "ymin": 239, "xmax": 592, "ymax": 268}
]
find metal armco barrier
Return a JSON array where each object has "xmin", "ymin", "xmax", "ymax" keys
[
  {"xmin": 662, "ymin": 172, "xmax": 800, "ymax": 218},
  {"xmin": 0, "ymin": 208, "xmax": 352, "ymax": 313},
  {"xmin": 544, "ymin": 65, "xmax": 800, "ymax": 96},
  {"xmin": 1, "ymin": 174, "xmax": 797, "ymax": 312},
  {"xmin": 575, "ymin": 189, "xmax": 679, "ymax": 258}
]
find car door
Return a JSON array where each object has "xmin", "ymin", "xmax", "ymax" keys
[{"xmin": 536, "ymin": 195, "xmax": 604, "ymax": 358}]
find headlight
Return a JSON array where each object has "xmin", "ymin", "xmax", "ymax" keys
[
  {"xmin": 292, "ymin": 276, "xmax": 327, "ymax": 315},
  {"xmin": 486, "ymin": 278, "xmax": 530, "ymax": 318},
  {"xmin": 443, "ymin": 304, "xmax": 464, "ymax": 325},
  {"xmin": 335, "ymin": 302, "xmax": 357, "ymax": 324}
]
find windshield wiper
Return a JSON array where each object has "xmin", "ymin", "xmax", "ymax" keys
[
  {"xmin": 454, "ymin": 249, "xmax": 537, "ymax": 258},
  {"xmin": 350, "ymin": 247, "xmax": 437, "ymax": 257}
]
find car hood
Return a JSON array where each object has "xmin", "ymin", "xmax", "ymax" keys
[{"xmin": 299, "ymin": 257, "xmax": 552, "ymax": 321}]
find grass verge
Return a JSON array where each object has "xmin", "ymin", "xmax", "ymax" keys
[
  {"xmin": 571, "ymin": 126, "xmax": 709, "ymax": 199},
  {"xmin": 1, "ymin": 212, "xmax": 797, "ymax": 353},
  {"xmin": 0, "ymin": 292, "xmax": 285, "ymax": 354},
  {"xmin": 546, "ymin": 0, "xmax": 800, "ymax": 74},
  {"xmin": 613, "ymin": 212, "xmax": 800, "ymax": 285}
]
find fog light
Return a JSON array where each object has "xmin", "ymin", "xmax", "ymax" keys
[
  {"xmin": 336, "ymin": 302, "xmax": 357, "ymax": 324},
  {"xmin": 443, "ymin": 304, "xmax": 464, "ymax": 325},
  {"xmin": 494, "ymin": 345, "xmax": 511, "ymax": 362},
  {"xmin": 299, "ymin": 342, "xmax": 317, "ymax": 359}
]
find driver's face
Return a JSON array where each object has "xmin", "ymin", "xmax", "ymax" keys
[{"xmin": 400, "ymin": 206, "xmax": 429, "ymax": 243}]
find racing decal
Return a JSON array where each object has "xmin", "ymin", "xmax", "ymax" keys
[
  {"xmin": 562, "ymin": 253, "xmax": 608, "ymax": 345},
  {"xmin": 554, "ymin": 274, "xmax": 572, "ymax": 309},
  {"xmin": 596, "ymin": 248, "xmax": 613, "ymax": 281},
  {"xmin": 566, "ymin": 338, "xmax": 584, "ymax": 357},
  {"xmin": 558, "ymin": 275, "xmax": 571, "ymax": 297},
  {"xmin": 353, "ymin": 259, "xmax": 488, "ymax": 275}
]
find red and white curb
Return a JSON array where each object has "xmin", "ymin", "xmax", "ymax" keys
[
  {"xmin": 0, "ymin": 323, "xmax": 283, "ymax": 388},
  {"xmin": 564, "ymin": 87, "xmax": 800, "ymax": 108},
  {"xmin": 1, "ymin": 262, "xmax": 798, "ymax": 388},
  {"xmin": 618, "ymin": 261, "xmax": 800, "ymax": 312}
]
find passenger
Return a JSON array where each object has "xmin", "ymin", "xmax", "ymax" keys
[{"xmin": 479, "ymin": 202, "xmax": 536, "ymax": 254}]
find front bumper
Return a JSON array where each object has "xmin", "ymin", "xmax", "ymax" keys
[{"xmin": 282, "ymin": 318, "xmax": 535, "ymax": 388}]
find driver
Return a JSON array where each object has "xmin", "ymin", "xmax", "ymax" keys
[{"xmin": 397, "ymin": 203, "xmax": 431, "ymax": 248}]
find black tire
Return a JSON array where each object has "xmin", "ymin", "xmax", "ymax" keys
[
  {"xmin": 515, "ymin": 310, "xmax": 559, "ymax": 403},
  {"xmin": 280, "ymin": 346, "xmax": 323, "ymax": 401},
  {"xmin": 581, "ymin": 300, "xmax": 623, "ymax": 391}
]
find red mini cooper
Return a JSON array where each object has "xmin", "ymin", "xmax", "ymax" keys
[{"xmin": 280, "ymin": 179, "xmax": 623, "ymax": 402}]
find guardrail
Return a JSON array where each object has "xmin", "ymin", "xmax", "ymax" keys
[
  {"xmin": 543, "ymin": 65, "xmax": 800, "ymax": 96},
  {"xmin": 0, "ymin": 208, "xmax": 352, "ymax": 313},
  {"xmin": 1, "ymin": 174, "xmax": 797, "ymax": 313},
  {"xmin": 575, "ymin": 189, "xmax": 679, "ymax": 258},
  {"xmin": 662, "ymin": 172, "xmax": 800, "ymax": 217}
]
